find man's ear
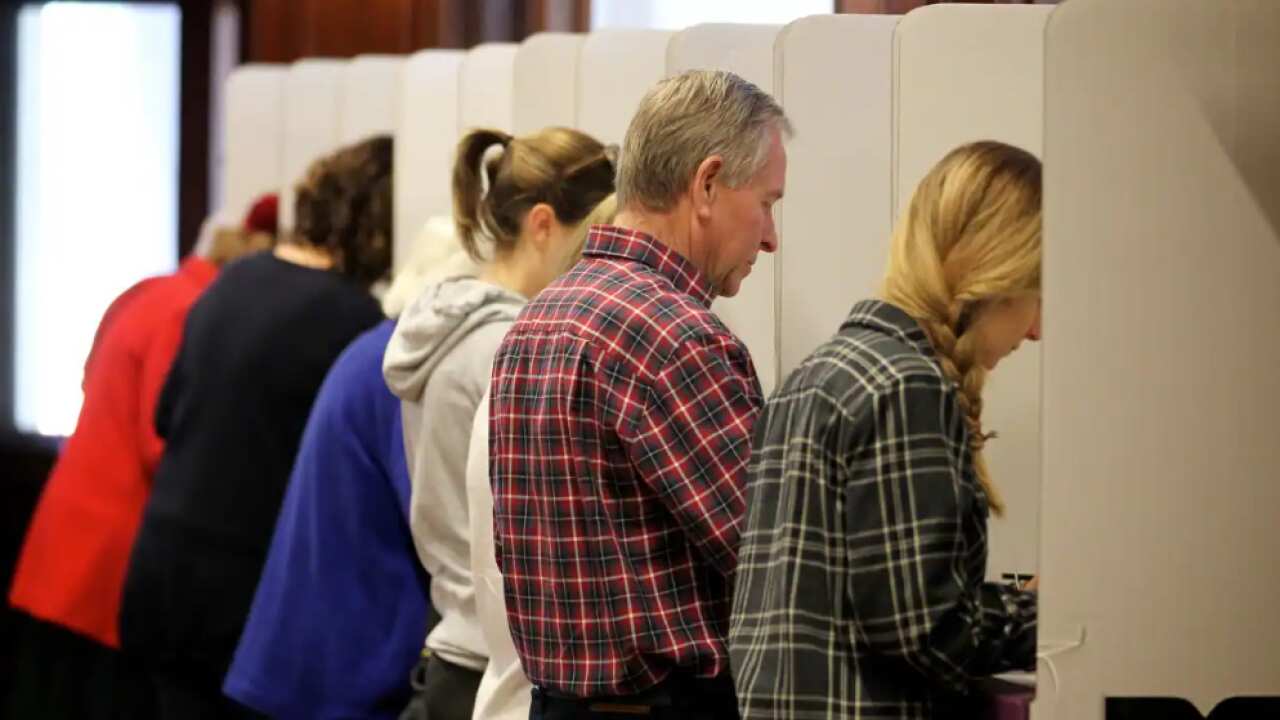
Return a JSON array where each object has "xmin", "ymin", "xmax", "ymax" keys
[{"xmin": 691, "ymin": 155, "xmax": 723, "ymax": 220}]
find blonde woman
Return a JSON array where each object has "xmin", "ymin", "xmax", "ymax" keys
[
  {"xmin": 730, "ymin": 141, "xmax": 1042, "ymax": 719},
  {"xmin": 384, "ymin": 128, "xmax": 615, "ymax": 720}
]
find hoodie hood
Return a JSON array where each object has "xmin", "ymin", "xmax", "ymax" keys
[{"xmin": 383, "ymin": 277, "xmax": 525, "ymax": 401}]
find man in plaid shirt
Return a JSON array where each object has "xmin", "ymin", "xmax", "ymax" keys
[{"xmin": 489, "ymin": 70, "xmax": 790, "ymax": 719}]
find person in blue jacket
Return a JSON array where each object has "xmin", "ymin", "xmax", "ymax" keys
[{"xmin": 221, "ymin": 316, "xmax": 432, "ymax": 719}]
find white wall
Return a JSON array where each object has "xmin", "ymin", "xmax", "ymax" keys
[
  {"xmin": 894, "ymin": 4, "xmax": 1053, "ymax": 579},
  {"xmin": 667, "ymin": 23, "xmax": 782, "ymax": 394},
  {"xmin": 1036, "ymin": 1, "xmax": 1280, "ymax": 717}
]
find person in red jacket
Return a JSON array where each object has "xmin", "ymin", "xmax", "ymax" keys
[{"xmin": 4, "ymin": 197, "xmax": 276, "ymax": 720}]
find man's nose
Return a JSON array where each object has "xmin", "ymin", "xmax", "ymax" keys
[{"xmin": 761, "ymin": 226, "xmax": 778, "ymax": 253}]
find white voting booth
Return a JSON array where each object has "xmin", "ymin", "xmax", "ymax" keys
[
  {"xmin": 339, "ymin": 55, "xmax": 403, "ymax": 144},
  {"xmin": 513, "ymin": 33, "xmax": 583, "ymax": 134},
  {"xmin": 201, "ymin": 2, "xmax": 1280, "ymax": 715},
  {"xmin": 895, "ymin": 4, "xmax": 1052, "ymax": 580},
  {"xmin": 212, "ymin": 3, "xmax": 1280, "ymax": 714},
  {"xmin": 279, "ymin": 56, "xmax": 403, "ymax": 239},
  {"xmin": 278, "ymin": 59, "xmax": 345, "ymax": 232},
  {"xmin": 222, "ymin": 64, "xmax": 285, "ymax": 223},
  {"xmin": 773, "ymin": 14, "xmax": 899, "ymax": 378},
  {"xmin": 395, "ymin": 50, "xmax": 463, "ymax": 273},
  {"xmin": 1037, "ymin": 1, "xmax": 1280, "ymax": 717},
  {"xmin": 459, "ymin": 44, "xmax": 517, "ymax": 135},
  {"xmin": 339, "ymin": 54, "xmax": 403, "ymax": 267},
  {"xmin": 666, "ymin": 24, "xmax": 782, "ymax": 395},
  {"xmin": 394, "ymin": 43, "xmax": 512, "ymax": 272},
  {"xmin": 576, "ymin": 29, "xmax": 672, "ymax": 145}
]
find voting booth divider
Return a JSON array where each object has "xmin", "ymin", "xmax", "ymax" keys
[
  {"xmin": 894, "ymin": 4, "xmax": 1053, "ymax": 580},
  {"xmin": 513, "ymin": 33, "xmax": 584, "ymax": 134},
  {"xmin": 667, "ymin": 23, "xmax": 783, "ymax": 395},
  {"xmin": 458, "ymin": 43, "xmax": 517, "ymax": 135},
  {"xmin": 338, "ymin": 55, "xmax": 403, "ymax": 145},
  {"xmin": 576, "ymin": 29, "xmax": 673, "ymax": 145},
  {"xmin": 395, "ymin": 50, "xmax": 463, "ymax": 273},
  {"xmin": 276, "ymin": 59, "xmax": 344, "ymax": 232},
  {"xmin": 222, "ymin": 64, "xmax": 285, "ymax": 223},
  {"xmin": 772, "ymin": 14, "xmax": 899, "ymax": 381},
  {"xmin": 1037, "ymin": 1, "xmax": 1280, "ymax": 717}
]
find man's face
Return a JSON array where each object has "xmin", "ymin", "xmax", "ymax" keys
[{"xmin": 699, "ymin": 126, "xmax": 786, "ymax": 298}]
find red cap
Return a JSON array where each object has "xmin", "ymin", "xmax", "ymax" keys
[{"xmin": 243, "ymin": 194, "xmax": 279, "ymax": 236}]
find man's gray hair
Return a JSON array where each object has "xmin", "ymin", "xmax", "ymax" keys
[{"xmin": 615, "ymin": 70, "xmax": 792, "ymax": 212}]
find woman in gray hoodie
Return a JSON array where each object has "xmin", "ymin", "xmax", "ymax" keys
[{"xmin": 383, "ymin": 126, "xmax": 616, "ymax": 720}]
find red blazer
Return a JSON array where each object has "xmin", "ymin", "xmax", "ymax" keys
[{"xmin": 9, "ymin": 256, "xmax": 217, "ymax": 648}]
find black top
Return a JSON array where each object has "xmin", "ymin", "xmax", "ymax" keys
[{"xmin": 120, "ymin": 251, "xmax": 382, "ymax": 679}]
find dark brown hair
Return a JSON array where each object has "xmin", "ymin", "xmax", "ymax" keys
[
  {"xmin": 293, "ymin": 135, "xmax": 394, "ymax": 287},
  {"xmin": 452, "ymin": 127, "xmax": 615, "ymax": 262}
]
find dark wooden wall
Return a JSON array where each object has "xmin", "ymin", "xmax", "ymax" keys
[
  {"xmin": 839, "ymin": 0, "xmax": 1043, "ymax": 11},
  {"xmin": 241, "ymin": 0, "xmax": 591, "ymax": 63}
]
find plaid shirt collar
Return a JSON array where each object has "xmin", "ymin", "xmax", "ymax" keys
[
  {"xmin": 841, "ymin": 299, "xmax": 938, "ymax": 362},
  {"xmin": 583, "ymin": 224, "xmax": 715, "ymax": 308}
]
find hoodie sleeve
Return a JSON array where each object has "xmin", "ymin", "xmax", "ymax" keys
[{"xmin": 405, "ymin": 321, "xmax": 514, "ymax": 577}]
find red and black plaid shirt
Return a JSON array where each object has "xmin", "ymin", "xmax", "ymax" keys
[{"xmin": 489, "ymin": 225, "xmax": 763, "ymax": 697}]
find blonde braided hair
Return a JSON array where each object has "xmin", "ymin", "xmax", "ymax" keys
[{"xmin": 882, "ymin": 141, "xmax": 1042, "ymax": 516}]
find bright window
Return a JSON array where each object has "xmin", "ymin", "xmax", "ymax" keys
[
  {"xmin": 14, "ymin": 2, "xmax": 181, "ymax": 436},
  {"xmin": 591, "ymin": 0, "xmax": 834, "ymax": 30}
]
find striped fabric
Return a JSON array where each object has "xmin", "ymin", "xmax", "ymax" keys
[
  {"xmin": 730, "ymin": 300, "xmax": 1037, "ymax": 720},
  {"xmin": 489, "ymin": 225, "xmax": 763, "ymax": 697}
]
